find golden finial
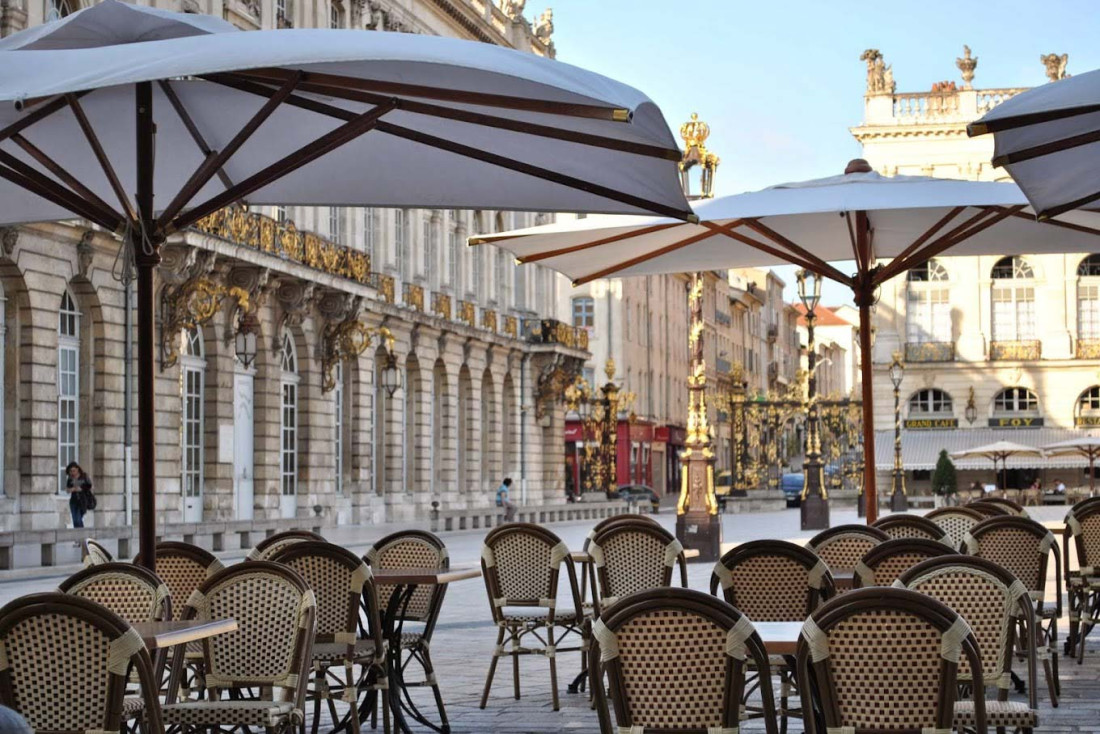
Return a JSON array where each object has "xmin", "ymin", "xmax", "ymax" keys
[
  {"xmin": 604, "ymin": 357, "xmax": 616, "ymax": 381},
  {"xmin": 679, "ymin": 112, "xmax": 711, "ymax": 149}
]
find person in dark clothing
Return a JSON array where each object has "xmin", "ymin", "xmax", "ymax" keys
[{"xmin": 65, "ymin": 461, "xmax": 92, "ymax": 529}]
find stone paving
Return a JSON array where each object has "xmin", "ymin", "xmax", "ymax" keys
[{"xmin": 2, "ymin": 505, "xmax": 1096, "ymax": 732}]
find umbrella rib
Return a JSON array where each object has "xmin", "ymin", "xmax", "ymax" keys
[
  {"xmin": 0, "ymin": 155, "xmax": 121, "ymax": 231},
  {"xmin": 157, "ymin": 72, "xmax": 304, "ymax": 230},
  {"xmin": 1036, "ymin": 189, "xmax": 1100, "ymax": 221},
  {"xmin": 1003, "ymin": 208, "xmax": 1100, "ymax": 238},
  {"xmin": 845, "ymin": 212, "xmax": 863, "ymax": 271},
  {"xmin": 9, "ymin": 133, "xmax": 123, "ymax": 224},
  {"xmin": 215, "ymin": 74, "xmax": 682, "ymax": 162},
  {"xmin": 968, "ymin": 103, "xmax": 1100, "ymax": 136},
  {"xmin": 571, "ymin": 222, "xmax": 742, "ymax": 286},
  {"xmin": 235, "ymin": 67, "xmax": 633, "ymax": 122},
  {"xmin": 873, "ymin": 206, "xmax": 1005, "ymax": 285},
  {"xmin": 0, "ymin": 92, "xmax": 87, "ymax": 145},
  {"xmin": 66, "ymin": 94, "xmax": 137, "ymax": 223},
  {"xmin": 169, "ymin": 99, "xmax": 400, "ymax": 234},
  {"xmin": 887, "ymin": 206, "xmax": 966, "ymax": 273},
  {"xmin": 991, "ymin": 126, "xmax": 1100, "ymax": 167},
  {"xmin": 739, "ymin": 219, "xmax": 852, "ymax": 285},
  {"xmin": 708, "ymin": 223, "xmax": 843, "ymax": 280},
  {"xmin": 159, "ymin": 80, "xmax": 236, "ymax": 193},
  {"xmin": 493, "ymin": 223, "xmax": 681, "ymax": 264}
]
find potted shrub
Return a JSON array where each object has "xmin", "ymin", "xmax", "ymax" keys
[{"xmin": 931, "ymin": 449, "xmax": 957, "ymax": 507}]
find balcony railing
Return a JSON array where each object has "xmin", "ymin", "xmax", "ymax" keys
[
  {"xmin": 458, "ymin": 300, "xmax": 476, "ymax": 328},
  {"xmin": 367, "ymin": 273, "xmax": 394, "ymax": 304},
  {"xmin": 431, "ymin": 291, "xmax": 452, "ymax": 320},
  {"xmin": 503, "ymin": 315, "xmax": 518, "ymax": 339},
  {"xmin": 523, "ymin": 318, "xmax": 590, "ymax": 350},
  {"xmin": 767, "ymin": 324, "xmax": 778, "ymax": 342},
  {"xmin": 1078, "ymin": 339, "xmax": 1100, "ymax": 359},
  {"xmin": 403, "ymin": 282, "xmax": 424, "ymax": 312},
  {"xmin": 905, "ymin": 341, "xmax": 955, "ymax": 363},
  {"xmin": 716, "ymin": 357, "xmax": 732, "ymax": 374},
  {"xmin": 990, "ymin": 340, "xmax": 1041, "ymax": 361},
  {"xmin": 482, "ymin": 308, "xmax": 498, "ymax": 333}
]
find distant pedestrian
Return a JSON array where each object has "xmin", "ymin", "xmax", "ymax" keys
[
  {"xmin": 496, "ymin": 477, "xmax": 516, "ymax": 522},
  {"xmin": 65, "ymin": 461, "xmax": 93, "ymax": 529}
]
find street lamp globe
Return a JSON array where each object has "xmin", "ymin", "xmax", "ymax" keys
[
  {"xmin": 888, "ymin": 353, "xmax": 905, "ymax": 389},
  {"xmin": 234, "ymin": 313, "xmax": 258, "ymax": 368},
  {"xmin": 381, "ymin": 351, "xmax": 402, "ymax": 397},
  {"xmin": 796, "ymin": 269, "xmax": 822, "ymax": 314}
]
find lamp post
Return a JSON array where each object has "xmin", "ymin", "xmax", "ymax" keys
[
  {"xmin": 565, "ymin": 360, "xmax": 633, "ymax": 497},
  {"xmin": 888, "ymin": 352, "xmax": 908, "ymax": 511},
  {"xmin": 797, "ymin": 268, "xmax": 829, "ymax": 530}
]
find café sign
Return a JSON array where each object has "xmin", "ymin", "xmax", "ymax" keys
[
  {"xmin": 904, "ymin": 418, "xmax": 958, "ymax": 430},
  {"xmin": 988, "ymin": 417, "xmax": 1044, "ymax": 429},
  {"xmin": 1076, "ymin": 416, "xmax": 1100, "ymax": 427}
]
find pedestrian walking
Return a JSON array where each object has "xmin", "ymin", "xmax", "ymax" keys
[
  {"xmin": 65, "ymin": 461, "xmax": 94, "ymax": 529},
  {"xmin": 496, "ymin": 477, "xmax": 516, "ymax": 523}
]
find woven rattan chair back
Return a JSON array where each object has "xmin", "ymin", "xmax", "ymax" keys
[
  {"xmin": 590, "ymin": 523, "xmax": 685, "ymax": 613},
  {"xmin": 872, "ymin": 513, "xmax": 950, "ymax": 542},
  {"xmin": 981, "ymin": 496, "xmax": 1029, "ymax": 516},
  {"xmin": 925, "ymin": 506, "xmax": 987, "ymax": 550},
  {"xmin": 967, "ymin": 500, "xmax": 1012, "ymax": 517},
  {"xmin": 365, "ymin": 529, "xmax": 448, "ymax": 624},
  {"xmin": 0, "ymin": 592, "xmax": 163, "ymax": 734},
  {"xmin": 806, "ymin": 524, "xmax": 890, "ymax": 573},
  {"xmin": 897, "ymin": 555, "xmax": 1036, "ymax": 704},
  {"xmin": 966, "ymin": 515, "xmax": 1058, "ymax": 609},
  {"xmin": 481, "ymin": 523, "xmax": 578, "ymax": 623},
  {"xmin": 1066, "ymin": 499, "xmax": 1100, "ymax": 577},
  {"xmin": 852, "ymin": 538, "xmax": 957, "ymax": 588},
  {"xmin": 710, "ymin": 539, "xmax": 834, "ymax": 621},
  {"xmin": 81, "ymin": 538, "xmax": 113, "ymax": 566},
  {"xmin": 271, "ymin": 541, "xmax": 374, "ymax": 647},
  {"xmin": 179, "ymin": 561, "xmax": 315, "ymax": 696},
  {"xmin": 582, "ymin": 513, "xmax": 660, "ymax": 552},
  {"xmin": 134, "ymin": 541, "xmax": 224, "ymax": 621},
  {"xmin": 246, "ymin": 528, "xmax": 326, "ymax": 561},
  {"xmin": 795, "ymin": 587, "xmax": 985, "ymax": 733},
  {"xmin": 592, "ymin": 588, "xmax": 778, "ymax": 734},
  {"xmin": 59, "ymin": 561, "xmax": 172, "ymax": 625}
]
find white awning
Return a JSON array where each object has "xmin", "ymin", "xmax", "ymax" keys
[{"xmin": 874, "ymin": 427, "xmax": 1100, "ymax": 471}]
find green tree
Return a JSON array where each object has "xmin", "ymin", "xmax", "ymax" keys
[{"xmin": 931, "ymin": 449, "xmax": 957, "ymax": 497}]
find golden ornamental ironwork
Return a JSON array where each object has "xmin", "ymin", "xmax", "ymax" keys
[
  {"xmin": 990, "ymin": 340, "xmax": 1041, "ymax": 361},
  {"xmin": 564, "ymin": 362, "xmax": 636, "ymax": 496},
  {"xmin": 161, "ymin": 276, "xmax": 249, "ymax": 369},
  {"xmin": 403, "ymin": 282, "xmax": 425, "ymax": 312},
  {"xmin": 905, "ymin": 341, "xmax": 955, "ymax": 362},
  {"xmin": 367, "ymin": 273, "xmax": 395, "ymax": 304},
  {"xmin": 1077, "ymin": 339, "xmax": 1100, "ymax": 359},
  {"xmin": 503, "ymin": 315, "xmax": 518, "ymax": 339},
  {"xmin": 432, "ymin": 292, "xmax": 453, "ymax": 321},
  {"xmin": 482, "ymin": 308, "xmax": 498, "ymax": 332},
  {"xmin": 321, "ymin": 321, "xmax": 395, "ymax": 393},
  {"xmin": 458, "ymin": 300, "xmax": 476, "ymax": 327}
]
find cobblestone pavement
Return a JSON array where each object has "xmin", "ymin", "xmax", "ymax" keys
[{"xmin": 2, "ymin": 505, "xmax": 1095, "ymax": 732}]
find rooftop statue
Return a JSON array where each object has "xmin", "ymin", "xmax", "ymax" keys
[
  {"xmin": 860, "ymin": 49, "xmax": 895, "ymax": 95},
  {"xmin": 1041, "ymin": 53, "xmax": 1070, "ymax": 82}
]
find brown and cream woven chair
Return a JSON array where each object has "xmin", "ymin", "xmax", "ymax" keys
[
  {"xmin": 851, "ymin": 537, "xmax": 957, "ymax": 589},
  {"xmin": 0, "ymin": 592, "xmax": 164, "ymax": 734},
  {"xmin": 589, "ymin": 521, "xmax": 688, "ymax": 616},
  {"xmin": 981, "ymin": 496, "xmax": 1029, "ymax": 516},
  {"xmin": 872, "ymin": 513, "xmax": 951, "ymax": 542},
  {"xmin": 1065, "ymin": 498, "xmax": 1100, "ymax": 663},
  {"xmin": 897, "ymin": 555, "xmax": 1038, "ymax": 732},
  {"xmin": 806, "ymin": 524, "xmax": 890, "ymax": 574},
  {"xmin": 479, "ymin": 523, "xmax": 583, "ymax": 712},
  {"xmin": 967, "ymin": 500, "xmax": 1013, "ymax": 518},
  {"xmin": 245, "ymin": 528, "xmax": 326, "ymax": 562},
  {"xmin": 965, "ymin": 515, "xmax": 1062, "ymax": 705},
  {"xmin": 796, "ymin": 587, "xmax": 985, "ymax": 734},
  {"xmin": 81, "ymin": 537, "xmax": 114, "ymax": 566},
  {"xmin": 710, "ymin": 539, "xmax": 834, "ymax": 734},
  {"xmin": 591, "ymin": 587, "xmax": 779, "ymax": 734},
  {"xmin": 161, "ymin": 561, "xmax": 315, "ymax": 732},
  {"xmin": 926, "ymin": 506, "xmax": 988, "ymax": 551},
  {"xmin": 578, "ymin": 514, "xmax": 661, "ymax": 606},
  {"xmin": 364, "ymin": 529, "xmax": 448, "ymax": 731},
  {"xmin": 273, "ymin": 540, "xmax": 381, "ymax": 734}
]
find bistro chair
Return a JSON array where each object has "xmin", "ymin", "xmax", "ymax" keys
[
  {"xmin": 0, "ymin": 592, "xmax": 164, "ymax": 734},
  {"xmin": 796, "ymin": 587, "xmax": 985, "ymax": 734},
  {"xmin": 81, "ymin": 537, "xmax": 114, "ymax": 566},
  {"xmin": 982, "ymin": 496, "xmax": 1029, "ymax": 516},
  {"xmin": 966, "ymin": 515, "xmax": 1062, "ymax": 705},
  {"xmin": 364, "ymin": 530, "xmax": 449, "ymax": 731},
  {"xmin": 872, "ymin": 513, "xmax": 951, "ymax": 542},
  {"xmin": 577, "ymin": 514, "xmax": 661, "ymax": 605},
  {"xmin": 805, "ymin": 524, "xmax": 890, "ymax": 574},
  {"xmin": 161, "ymin": 561, "xmax": 315, "ymax": 732},
  {"xmin": 1065, "ymin": 498, "xmax": 1100, "ymax": 663},
  {"xmin": 589, "ymin": 521, "xmax": 688, "ymax": 616},
  {"xmin": 272, "ymin": 541, "xmax": 382, "ymax": 734},
  {"xmin": 710, "ymin": 540, "xmax": 834, "ymax": 734},
  {"xmin": 897, "ymin": 555, "xmax": 1038, "ymax": 732},
  {"xmin": 852, "ymin": 537, "xmax": 957, "ymax": 589},
  {"xmin": 245, "ymin": 528, "xmax": 326, "ymax": 561},
  {"xmin": 926, "ymin": 506, "xmax": 988, "ymax": 550},
  {"xmin": 479, "ymin": 523, "xmax": 583, "ymax": 712},
  {"xmin": 967, "ymin": 500, "xmax": 1013, "ymax": 517},
  {"xmin": 591, "ymin": 587, "xmax": 778, "ymax": 734}
]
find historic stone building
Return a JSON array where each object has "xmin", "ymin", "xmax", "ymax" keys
[
  {"xmin": 0, "ymin": 0, "xmax": 586, "ymax": 541},
  {"xmin": 851, "ymin": 48, "xmax": 1100, "ymax": 492}
]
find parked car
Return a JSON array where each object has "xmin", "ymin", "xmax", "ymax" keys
[
  {"xmin": 780, "ymin": 473, "xmax": 805, "ymax": 507},
  {"xmin": 609, "ymin": 484, "xmax": 662, "ymax": 513}
]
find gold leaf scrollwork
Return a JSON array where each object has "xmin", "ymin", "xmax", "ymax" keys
[
  {"xmin": 161, "ymin": 278, "xmax": 250, "ymax": 370},
  {"xmin": 321, "ymin": 321, "xmax": 395, "ymax": 393}
]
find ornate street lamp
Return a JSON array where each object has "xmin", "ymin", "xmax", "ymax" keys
[
  {"xmin": 380, "ymin": 349, "xmax": 402, "ymax": 398},
  {"xmin": 964, "ymin": 386, "xmax": 978, "ymax": 425},
  {"xmin": 797, "ymin": 268, "xmax": 829, "ymax": 530},
  {"xmin": 888, "ymin": 352, "xmax": 908, "ymax": 511},
  {"xmin": 564, "ymin": 359, "xmax": 634, "ymax": 498},
  {"xmin": 234, "ymin": 310, "xmax": 259, "ymax": 368}
]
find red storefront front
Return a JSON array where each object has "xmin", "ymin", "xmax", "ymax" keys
[
  {"xmin": 565, "ymin": 420, "xmax": 655, "ymax": 496},
  {"xmin": 655, "ymin": 425, "xmax": 686, "ymax": 498}
]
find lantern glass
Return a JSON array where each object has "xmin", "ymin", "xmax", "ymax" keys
[
  {"xmin": 382, "ymin": 354, "xmax": 401, "ymax": 397},
  {"xmin": 235, "ymin": 329, "xmax": 257, "ymax": 368},
  {"xmin": 888, "ymin": 358, "xmax": 904, "ymax": 389}
]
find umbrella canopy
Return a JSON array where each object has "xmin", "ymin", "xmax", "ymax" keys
[
  {"xmin": 1042, "ymin": 435, "xmax": 1100, "ymax": 493},
  {"xmin": 0, "ymin": 0, "xmax": 692, "ymax": 571},
  {"xmin": 968, "ymin": 69, "xmax": 1100, "ymax": 220},
  {"xmin": 477, "ymin": 160, "xmax": 1100, "ymax": 522},
  {"xmin": 952, "ymin": 440, "xmax": 1043, "ymax": 491}
]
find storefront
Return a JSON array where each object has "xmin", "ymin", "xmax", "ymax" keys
[
  {"xmin": 655, "ymin": 425, "xmax": 686, "ymax": 497},
  {"xmin": 618, "ymin": 421, "xmax": 655, "ymax": 487}
]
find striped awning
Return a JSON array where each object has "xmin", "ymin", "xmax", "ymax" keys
[{"xmin": 874, "ymin": 427, "xmax": 1100, "ymax": 471}]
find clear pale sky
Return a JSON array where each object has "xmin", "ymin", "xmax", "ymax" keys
[{"xmin": 545, "ymin": 0, "xmax": 1100, "ymax": 305}]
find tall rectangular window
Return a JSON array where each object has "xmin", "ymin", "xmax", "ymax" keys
[
  {"xmin": 395, "ymin": 209, "xmax": 410, "ymax": 280},
  {"xmin": 423, "ymin": 218, "xmax": 433, "ymax": 282},
  {"xmin": 907, "ymin": 288, "xmax": 950, "ymax": 343},
  {"xmin": 281, "ymin": 381, "xmax": 298, "ymax": 498},
  {"xmin": 449, "ymin": 228, "xmax": 460, "ymax": 292},
  {"xmin": 328, "ymin": 206, "xmax": 345, "ymax": 245},
  {"xmin": 1080, "ymin": 283, "xmax": 1100, "ymax": 339},
  {"xmin": 364, "ymin": 208, "xmax": 376, "ymax": 261},
  {"xmin": 992, "ymin": 285, "xmax": 1036, "ymax": 341},
  {"xmin": 572, "ymin": 296, "xmax": 595, "ymax": 328},
  {"xmin": 58, "ymin": 291, "xmax": 80, "ymax": 495}
]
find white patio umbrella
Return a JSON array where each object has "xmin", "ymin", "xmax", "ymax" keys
[
  {"xmin": 969, "ymin": 69, "xmax": 1100, "ymax": 219},
  {"xmin": 0, "ymin": 0, "xmax": 692, "ymax": 571},
  {"xmin": 475, "ymin": 159, "xmax": 1100, "ymax": 521},
  {"xmin": 1042, "ymin": 436, "xmax": 1100, "ymax": 495},
  {"xmin": 952, "ymin": 440, "xmax": 1044, "ymax": 493}
]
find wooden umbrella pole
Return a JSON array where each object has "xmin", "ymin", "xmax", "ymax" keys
[{"xmin": 857, "ymin": 279, "xmax": 877, "ymax": 524}]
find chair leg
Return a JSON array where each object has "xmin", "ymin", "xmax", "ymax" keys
[
  {"xmin": 512, "ymin": 627, "xmax": 521, "ymax": 701},
  {"xmin": 1042, "ymin": 656, "xmax": 1059, "ymax": 707},
  {"xmin": 310, "ymin": 668, "xmax": 324, "ymax": 734},
  {"xmin": 547, "ymin": 624, "xmax": 560, "ymax": 712},
  {"xmin": 480, "ymin": 626, "xmax": 506, "ymax": 709},
  {"xmin": 420, "ymin": 646, "xmax": 449, "ymax": 733}
]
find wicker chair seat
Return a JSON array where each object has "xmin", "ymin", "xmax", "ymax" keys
[
  {"xmin": 953, "ymin": 699, "xmax": 1037, "ymax": 728},
  {"xmin": 310, "ymin": 638, "xmax": 387, "ymax": 662},
  {"xmin": 1067, "ymin": 572, "xmax": 1100, "ymax": 588},
  {"xmin": 499, "ymin": 610, "xmax": 580, "ymax": 625},
  {"xmin": 162, "ymin": 699, "xmax": 299, "ymax": 727}
]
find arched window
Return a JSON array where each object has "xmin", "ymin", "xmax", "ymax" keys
[
  {"xmin": 1077, "ymin": 255, "xmax": 1100, "ymax": 350},
  {"xmin": 906, "ymin": 259, "xmax": 951, "ymax": 347},
  {"xmin": 1076, "ymin": 386, "xmax": 1100, "ymax": 427},
  {"xmin": 180, "ymin": 327, "xmax": 206, "ymax": 521},
  {"xmin": 45, "ymin": 0, "xmax": 75, "ymax": 22},
  {"xmin": 908, "ymin": 388, "xmax": 952, "ymax": 416},
  {"xmin": 992, "ymin": 387, "xmax": 1039, "ymax": 416},
  {"xmin": 572, "ymin": 296, "xmax": 594, "ymax": 328},
  {"xmin": 280, "ymin": 333, "xmax": 299, "ymax": 517},
  {"xmin": 57, "ymin": 290, "xmax": 80, "ymax": 494},
  {"xmin": 329, "ymin": 0, "xmax": 345, "ymax": 28},
  {"xmin": 991, "ymin": 256, "xmax": 1036, "ymax": 344}
]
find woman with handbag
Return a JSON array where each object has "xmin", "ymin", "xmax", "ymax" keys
[{"xmin": 64, "ymin": 461, "xmax": 94, "ymax": 528}]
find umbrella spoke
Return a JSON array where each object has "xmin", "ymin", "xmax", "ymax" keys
[
  {"xmin": 572, "ymin": 221, "xmax": 742, "ymax": 286},
  {"xmin": 1036, "ymin": 189, "xmax": 1100, "ymax": 221},
  {"xmin": 712, "ymin": 223, "xmax": 845, "ymax": 282},
  {"xmin": 740, "ymin": 219, "xmax": 851, "ymax": 284},
  {"xmin": 158, "ymin": 80, "xmax": 236, "ymax": 193},
  {"xmin": 887, "ymin": 206, "xmax": 966, "ymax": 273},
  {"xmin": 0, "ymin": 151, "xmax": 122, "ymax": 230},
  {"xmin": 9, "ymin": 133, "xmax": 123, "ymax": 224},
  {"xmin": 157, "ymin": 72, "xmax": 304, "ymax": 229},
  {"xmin": 66, "ymin": 93, "xmax": 138, "ymax": 223},
  {"xmin": 0, "ymin": 92, "xmax": 87, "ymax": 144},
  {"xmin": 494, "ymin": 223, "xmax": 680, "ymax": 264},
  {"xmin": 845, "ymin": 211, "xmax": 862, "ymax": 270},
  {"xmin": 992, "ymin": 126, "xmax": 1100, "ymax": 167},
  {"xmin": 1003, "ymin": 208, "xmax": 1100, "ymax": 238},
  {"xmin": 168, "ymin": 98, "xmax": 399, "ymax": 234}
]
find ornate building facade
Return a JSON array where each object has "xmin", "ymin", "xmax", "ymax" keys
[
  {"xmin": 0, "ymin": 0, "xmax": 585, "ymax": 537},
  {"xmin": 851, "ymin": 48, "xmax": 1100, "ymax": 491}
]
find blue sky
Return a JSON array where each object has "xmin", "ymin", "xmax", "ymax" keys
[{"xmin": 545, "ymin": 0, "xmax": 1100, "ymax": 304}]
